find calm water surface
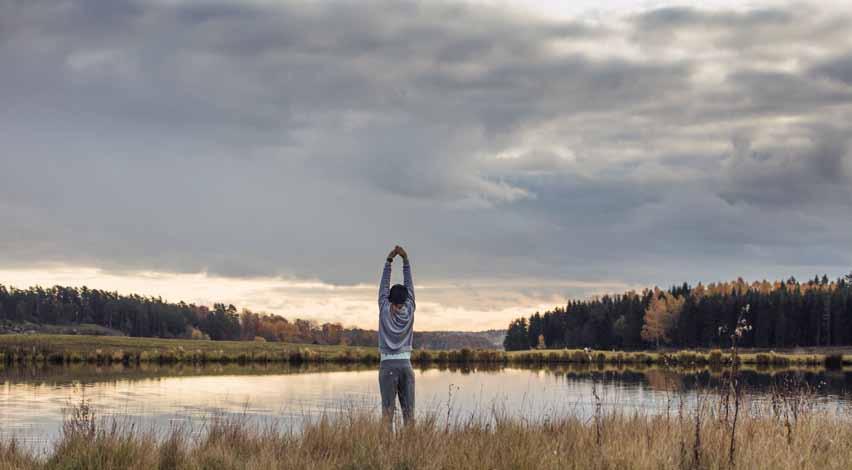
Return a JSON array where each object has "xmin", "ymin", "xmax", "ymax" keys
[{"xmin": 2, "ymin": 363, "xmax": 852, "ymax": 453}]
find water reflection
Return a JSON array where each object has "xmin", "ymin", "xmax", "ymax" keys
[
  {"xmin": 6, "ymin": 362, "xmax": 850, "ymax": 386},
  {"xmin": 1, "ymin": 363, "xmax": 851, "ymax": 453}
]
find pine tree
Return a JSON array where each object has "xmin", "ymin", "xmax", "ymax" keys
[
  {"xmin": 528, "ymin": 313, "xmax": 543, "ymax": 349},
  {"xmin": 503, "ymin": 318, "xmax": 530, "ymax": 351}
]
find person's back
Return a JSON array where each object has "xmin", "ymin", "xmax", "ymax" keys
[{"xmin": 377, "ymin": 245, "xmax": 415, "ymax": 428}]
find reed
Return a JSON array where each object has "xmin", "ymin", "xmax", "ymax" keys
[{"xmin": 2, "ymin": 396, "xmax": 851, "ymax": 470}]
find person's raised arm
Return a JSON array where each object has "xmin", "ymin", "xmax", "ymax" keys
[
  {"xmin": 396, "ymin": 245, "xmax": 415, "ymax": 309},
  {"xmin": 379, "ymin": 248, "xmax": 396, "ymax": 307}
]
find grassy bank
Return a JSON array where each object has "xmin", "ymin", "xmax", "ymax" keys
[
  {"xmin": 2, "ymin": 334, "xmax": 851, "ymax": 368},
  {"xmin": 0, "ymin": 334, "xmax": 378, "ymax": 365},
  {"xmin": 2, "ymin": 401, "xmax": 852, "ymax": 470},
  {"xmin": 505, "ymin": 348, "xmax": 851, "ymax": 368}
]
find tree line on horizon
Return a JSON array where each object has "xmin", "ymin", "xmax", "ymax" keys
[
  {"xmin": 0, "ymin": 284, "xmax": 342, "ymax": 343},
  {"xmin": 0, "ymin": 284, "xmax": 499, "ymax": 349},
  {"xmin": 504, "ymin": 273, "xmax": 852, "ymax": 351}
]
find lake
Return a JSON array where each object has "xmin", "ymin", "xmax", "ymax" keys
[{"xmin": 2, "ymin": 363, "xmax": 851, "ymax": 453}]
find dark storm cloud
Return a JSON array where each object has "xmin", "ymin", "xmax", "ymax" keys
[
  {"xmin": 728, "ymin": 70, "xmax": 852, "ymax": 114},
  {"xmin": 631, "ymin": 4, "xmax": 852, "ymax": 66},
  {"xmin": 718, "ymin": 126, "xmax": 852, "ymax": 207},
  {"xmin": 812, "ymin": 53, "xmax": 852, "ymax": 86},
  {"xmin": 634, "ymin": 6, "xmax": 794, "ymax": 31},
  {"xmin": 2, "ymin": 0, "xmax": 852, "ymax": 295}
]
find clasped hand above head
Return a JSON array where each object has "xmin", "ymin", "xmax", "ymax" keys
[{"xmin": 387, "ymin": 245, "xmax": 408, "ymax": 261}]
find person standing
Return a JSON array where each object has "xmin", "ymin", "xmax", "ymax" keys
[{"xmin": 378, "ymin": 245, "xmax": 415, "ymax": 428}]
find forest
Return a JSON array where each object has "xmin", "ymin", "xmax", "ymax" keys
[
  {"xmin": 0, "ymin": 284, "xmax": 499, "ymax": 349},
  {"xmin": 0, "ymin": 284, "xmax": 322, "ymax": 342},
  {"xmin": 504, "ymin": 273, "xmax": 852, "ymax": 351}
]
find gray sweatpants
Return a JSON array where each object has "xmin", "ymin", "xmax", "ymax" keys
[{"xmin": 378, "ymin": 359, "xmax": 415, "ymax": 426}]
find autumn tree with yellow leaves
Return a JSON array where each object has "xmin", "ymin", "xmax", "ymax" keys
[{"xmin": 641, "ymin": 290, "xmax": 686, "ymax": 347}]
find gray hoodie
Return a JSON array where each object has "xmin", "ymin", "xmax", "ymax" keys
[{"xmin": 378, "ymin": 260, "xmax": 415, "ymax": 356}]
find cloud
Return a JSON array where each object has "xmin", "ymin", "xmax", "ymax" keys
[
  {"xmin": 2, "ymin": 0, "xmax": 852, "ymax": 326},
  {"xmin": 633, "ymin": 6, "xmax": 793, "ymax": 32},
  {"xmin": 631, "ymin": 5, "xmax": 850, "ymax": 55},
  {"xmin": 718, "ymin": 126, "xmax": 852, "ymax": 207},
  {"xmin": 813, "ymin": 53, "xmax": 852, "ymax": 86}
]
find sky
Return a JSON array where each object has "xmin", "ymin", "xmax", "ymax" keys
[{"xmin": 2, "ymin": 0, "xmax": 852, "ymax": 331}]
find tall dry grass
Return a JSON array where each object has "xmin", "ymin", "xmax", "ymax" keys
[{"xmin": 2, "ymin": 395, "xmax": 851, "ymax": 470}]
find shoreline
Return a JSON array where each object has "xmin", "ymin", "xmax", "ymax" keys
[{"xmin": 2, "ymin": 334, "xmax": 852, "ymax": 368}]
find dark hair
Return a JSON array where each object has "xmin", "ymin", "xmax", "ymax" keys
[{"xmin": 389, "ymin": 284, "xmax": 408, "ymax": 305}]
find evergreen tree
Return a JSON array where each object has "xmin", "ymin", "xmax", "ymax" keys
[
  {"xmin": 503, "ymin": 273, "xmax": 852, "ymax": 350},
  {"xmin": 528, "ymin": 313, "xmax": 543, "ymax": 348},
  {"xmin": 503, "ymin": 318, "xmax": 530, "ymax": 351}
]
